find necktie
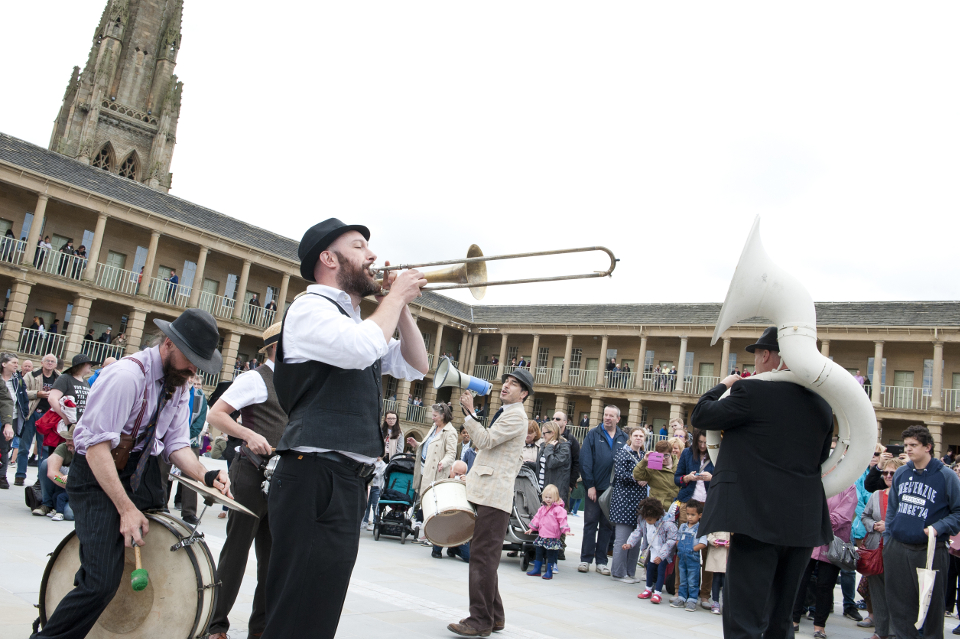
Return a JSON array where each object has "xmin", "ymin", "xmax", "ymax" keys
[
  {"xmin": 130, "ymin": 382, "xmax": 170, "ymax": 492},
  {"xmin": 488, "ymin": 407, "xmax": 503, "ymax": 427}
]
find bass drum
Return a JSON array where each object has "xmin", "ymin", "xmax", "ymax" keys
[
  {"xmin": 422, "ymin": 478, "xmax": 476, "ymax": 547},
  {"xmin": 39, "ymin": 512, "xmax": 217, "ymax": 639}
]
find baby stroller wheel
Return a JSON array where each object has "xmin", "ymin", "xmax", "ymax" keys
[
  {"xmin": 374, "ymin": 524, "xmax": 381, "ymax": 541},
  {"xmin": 521, "ymin": 554, "xmax": 530, "ymax": 571},
  {"xmin": 400, "ymin": 529, "xmax": 407, "ymax": 544}
]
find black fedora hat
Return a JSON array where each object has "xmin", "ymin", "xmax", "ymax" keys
[
  {"xmin": 298, "ymin": 218, "xmax": 371, "ymax": 282},
  {"xmin": 502, "ymin": 367, "xmax": 535, "ymax": 395},
  {"xmin": 64, "ymin": 353, "xmax": 98, "ymax": 375},
  {"xmin": 745, "ymin": 326, "xmax": 780, "ymax": 353},
  {"xmin": 153, "ymin": 308, "xmax": 223, "ymax": 373}
]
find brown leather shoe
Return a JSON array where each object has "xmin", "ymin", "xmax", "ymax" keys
[
  {"xmin": 448, "ymin": 622, "xmax": 491, "ymax": 637},
  {"xmin": 458, "ymin": 618, "xmax": 503, "ymax": 633}
]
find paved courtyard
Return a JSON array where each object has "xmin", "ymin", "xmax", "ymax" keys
[{"xmin": 0, "ymin": 458, "xmax": 956, "ymax": 638}]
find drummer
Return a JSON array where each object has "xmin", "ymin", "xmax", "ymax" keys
[
  {"xmin": 33, "ymin": 309, "xmax": 231, "ymax": 639},
  {"xmin": 205, "ymin": 322, "xmax": 285, "ymax": 639}
]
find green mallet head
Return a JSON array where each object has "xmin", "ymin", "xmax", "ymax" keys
[{"xmin": 131, "ymin": 545, "xmax": 149, "ymax": 592}]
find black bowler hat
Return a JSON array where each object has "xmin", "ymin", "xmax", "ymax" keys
[
  {"xmin": 502, "ymin": 367, "xmax": 535, "ymax": 395},
  {"xmin": 153, "ymin": 308, "xmax": 223, "ymax": 374},
  {"xmin": 745, "ymin": 326, "xmax": 780, "ymax": 353},
  {"xmin": 298, "ymin": 218, "xmax": 371, "ymax": 282}
]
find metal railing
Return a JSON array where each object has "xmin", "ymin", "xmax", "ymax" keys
[
  {"xmin": 241, "ymin": 303, "xmax": 276, "ymax": 329},
  {"xmin": 0, "ymin": 238, "xmax": 26, "ymax": 265},
  {"xmin": 198, "ymin": 291, "xmax": 236, "ymax": 320},
  {"xmin": 81, "ymin": 340, "xmax": 125, "ymax": 363},
  {"xmin": 568, "ymin": 368, "xmax": 599, "ymax": 388},
  {"xmin": 34, "ymin": 246, "xmax": 87, "ymax": 281},
  {"xmin": 640, "ymin": 372, "xmax": 680, "ymax": 392},
  {"xmin": 535, "ymin": 367, "xmax": 564, "ymax": 386},
  {"xmin": 682, "ymin": 375, "xmax": 721, "ymax": 395},
  {"xmin": 434, "ymin": 358, "xmax": 458, "ymax": 371},
  {"xmin": 94, "ymin": 263, "xmax": 141, "ymax": 296},
  {"xmin": 19, "ymin": 328, "xmax": 65, "ymax": 358},
  {"xmin": 200, "ymin": 370, "xmax": 221, "ymax": 388},
  {"xmin": 880, "ymin": 385, "xmax": 931, "ymax": 411},
  {"xmin": 149, "ymin": 277, "xmax": 191, "ymax": 308},
  {"xmin": 472, "ymin": 364, "xmax": 499, "ymax": 381},
  {"xmin": 403, "ymin": 403, "xmax": 430, "ymax": 423},
  {"xmin": 945, "ymin": 389, "xmax": 960, "ymax": 412},
  {"xmin": 603, "ymin": 370, "xmax": 637, "ymax": 389}
]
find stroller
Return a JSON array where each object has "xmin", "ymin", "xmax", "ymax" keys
[
  {"xmin": 373, "ymin": 454, "xmax": 420, "ymax": 544},
  {"xmin": 504, "ymin": 464, "xmax": 541, "ymax": 571}
]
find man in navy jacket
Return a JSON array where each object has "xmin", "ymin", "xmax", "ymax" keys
[{"xmin": 578, "ymin": 405, "xmax": 627, "ymax": 575}]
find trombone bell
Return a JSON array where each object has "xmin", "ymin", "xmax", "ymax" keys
[{"xmin": 420, "ymin": 244, "xmax": 488, "ymax": 300}]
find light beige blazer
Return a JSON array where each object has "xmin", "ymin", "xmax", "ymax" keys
[
  {"xmin": 462, "ymin": 401, "xmax": 527, "ymax": 513},
  {"xmin": 412, "ymin": 422, "xmax": 458, "ymax": 497}
]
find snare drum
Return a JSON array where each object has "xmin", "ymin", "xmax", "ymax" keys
[
  {"xmin": 422, "ymin": 479, "xmax": 476, "ymax": 547},
  {"xmin": 39, "ymin": 512, "xmax": 218, "ymax": 639}
]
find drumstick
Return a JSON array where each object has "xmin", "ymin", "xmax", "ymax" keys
[{"xmin": 131, "ymin": 545, "xmax": 149, "ymax": 592}]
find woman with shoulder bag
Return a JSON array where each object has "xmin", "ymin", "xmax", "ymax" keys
[
  {"xmin": 860, "ymin": 457, "xmax": 904, "ymax": 639},
  {"xmin": 610, "ymin": 427, "xmax": 648, "ymax": 583}
]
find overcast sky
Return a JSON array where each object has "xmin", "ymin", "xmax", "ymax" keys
[{"xmin": 4, "ymin": 2, "xmax": 959, "ymax": 307}]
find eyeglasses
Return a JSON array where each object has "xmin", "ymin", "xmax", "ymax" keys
[
  {"xmin": 553, "ymin": 417, "xmax": 563, "ymax": 421},
  {"xmin": 881, "ymin": 471, "xmax": 896, "ymax": 477}
]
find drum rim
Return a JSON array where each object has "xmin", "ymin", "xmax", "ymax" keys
[{"xmin": 38, "ymin": 527, "xmax": 79, "ymax": 626}]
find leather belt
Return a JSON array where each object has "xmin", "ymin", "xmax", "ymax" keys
[{"xmin": 286, "ymin": 450, "xmax": 376, "ymax": 478}]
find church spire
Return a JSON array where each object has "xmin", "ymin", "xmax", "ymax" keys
[{"xmin": 49, "ymin": 0, "xmax": 184, "ymax": 193}]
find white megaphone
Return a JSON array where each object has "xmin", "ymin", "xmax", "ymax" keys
[{"xmin": 434, "ymin": 357, "xmax": 492, "ymax": 395}]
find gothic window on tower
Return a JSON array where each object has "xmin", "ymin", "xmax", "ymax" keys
[
  {"xmin": 118, "ymin": 153, "xmax": 139, "ymax": 181},
  {"xmin": 92, "ymin": 144, "xmax": 114, "ymax": 171}
]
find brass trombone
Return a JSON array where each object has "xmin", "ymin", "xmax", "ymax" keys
[{"xmin": 373, "ymin": 245, "xmax": 618, "ymax": 300}]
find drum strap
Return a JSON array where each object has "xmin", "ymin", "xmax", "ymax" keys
[{"xmin": 130, "ymin": 385, "xmax": 171, "ymax": 492}]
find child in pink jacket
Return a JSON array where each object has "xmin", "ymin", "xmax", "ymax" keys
[{"xmin": 525, "ymin": 484, "xmax": 573, "ymax": 579}]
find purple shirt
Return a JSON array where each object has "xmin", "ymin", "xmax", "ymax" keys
[{"xmin": 73, "ymin": 346, "xmax": 190, "ymax": 462}]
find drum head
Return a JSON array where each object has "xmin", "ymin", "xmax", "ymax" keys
[
  {"xmin": 40, "ymin": 513, "xmax": 215, "ymax": 638},
  {"xmin": 422, "ymin": 479, "xmax": 477, "ymax": 547}
]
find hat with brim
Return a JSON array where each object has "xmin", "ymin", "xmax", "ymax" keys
[
  {"xmin": 258, "ymin": 322, "xmax": 282, "ymax": 354},
  {"xmin": 64, "ymin": 353, "xmax": 98, "ymax": 376},
  {"xmin": 501, "ymin": 367, "xmax": 535, "ymax": 395},
  {"xmin": 298, "ymin": 218, "xmax": 371, "ymax": 282},
  {"xmin": 745, "ymin": 326, "xmax": 780, "ymax": 353},
  {"xmin": 153, "ymin": 308, "xmax": 223, "ymax": 374}
]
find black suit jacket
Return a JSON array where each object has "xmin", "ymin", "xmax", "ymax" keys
[{"xmin": 692, "ymin": 379, "xmax": 834, "ymax": 547}]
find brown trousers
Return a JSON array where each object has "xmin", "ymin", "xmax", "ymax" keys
[{"xmin": 465, "ymin": 504, "xmax": 511, "ymax": 632}]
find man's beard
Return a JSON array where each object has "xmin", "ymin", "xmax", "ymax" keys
[
  {"xmin": 334, "ymin": 251, "xmax": 380, "ymax": 297},
  {"xmin": 163, "ymin": 358, "xmax": 194, "ymax": 391}
]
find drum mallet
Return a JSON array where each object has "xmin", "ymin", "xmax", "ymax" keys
[{"xmin": 131, "ymin": 543, "xmax": 149, "ymax": 592}]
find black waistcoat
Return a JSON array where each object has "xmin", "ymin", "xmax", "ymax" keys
[{"xmin": 273, "ymin": 293, "xmax": 384, "ymax": 458}]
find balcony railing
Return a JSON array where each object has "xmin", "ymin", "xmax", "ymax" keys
[
  {"xmin": 201, "ymin": 370, "xmax": 221, "ymax": 388},
  {"xmin": 34, "ymin": 246, "xmax": 87, "ymax": 281},
  {"xmin": 640, "ymin": 372, "xmax": 680, "ymax": 392},
  {"xmin": 94, "ymin": 263, "xmax": 141, "ymax": 296},
  {"xmin": 197, "ymin": 291, "xmax": 236, "ymax": 320},
  {"xmin": 148, "ymin": 277, "xmax": 191, "ymax": 308},
  {"xmin": 682, "ymin": 375, "xmax": 721, "ymax": 395},
  {"xmin": 604, "ymin": 371, "xmax": 637, "ymax": 389},
  {"xmin": 0, "ymin": 238, "xmax": 26, "ymax": 266},
  {"xmin": 403, "ymin": 403, "xmax": 430, "ymax": 423},
  {"xmin": 472, "ymin": 364, "xmax": 499, "ymax": 381},
  {"xmin": 19, "ymin": 328, "xmax": 65, "ymax": 358},
  {"xmin": 880, "ymin": 385, "xmax": 931, "ymax": 411},
  {"xmin": 81, "ymin": 340, "xmax": 125, "ymax": 363},
  {"xmin": 241, "ymin": 303, "xmax": 276, "ymax": 329},
  {"xmin": 568, "ymin": 369, "xmax": 599, "ymax": 388},
  {"xmin": 945, "ymin": 389, "xmax": 960, "ymax": 412},
  {"xmin": 535, "ymin": 367, "xmax": 564, "ymax": 386}
]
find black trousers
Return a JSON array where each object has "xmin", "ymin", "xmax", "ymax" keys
[
  {"xmin": 884, "ymin": 537, "xmax": 950, "ymax": 639},
  {"xmin": 261, "ymin": 454, "xmax": 366, "ymax": 639},
  {"xmin": 791, "ymin": 559, "xmax": 841, "ymax": 627},
  {"xmin": 208, "ymin": 460, "xmax": 272, "ymax": 635},
  {"xmin": 723, "ymin": 534, "xmax": 812, "ymax": 639},
  {"xmin": 35, "ymin": 451, "xmax": 163, "ymax": 639}
]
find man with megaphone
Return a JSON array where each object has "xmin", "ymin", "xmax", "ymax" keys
[{"xmin": 447, "ymin": 368, "xmax": 533, "ymax": 637}]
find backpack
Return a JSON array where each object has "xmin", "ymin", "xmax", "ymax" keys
[{"xmin": 24, "ymin": 482, "xmax": 42, "ymax": 511}]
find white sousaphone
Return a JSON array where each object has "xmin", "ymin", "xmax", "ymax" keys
[{"xmin": 706, "ymin": 217, "xmax": 877, "ymax": 498}]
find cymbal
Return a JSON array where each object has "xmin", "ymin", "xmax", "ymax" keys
[{"xmin": 170, "ymin": 473, "xmax": 258, "ymax": 519}]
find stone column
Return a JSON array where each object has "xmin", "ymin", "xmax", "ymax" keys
[
  {"xmin": 0, "ymin": 279, "xmax": 33, "ymax": 352},
  {"xmin": 497, "ymin": 334, "xmax": 508, "ymax": 377},
  {"xmin": 423, "ymin": 383, "xmax": 438, "ymax": 409},
  {"xmin": 530, "ymin": 334, "xmax": 540, "ymax": 378},
  {"xmin": 124, "ymin": 308, "xmax": 148, "ymax": 356},
  {"xmin": 523, "ymin": 394, "xmax": 534, "ymax": 417},
  {"xmin": 396, "ymin": 379, "xmax": 412, "ymax": 407},
  {"xmin": 561, "ymin": 335, "xmax": 574, "ymax": 384},
  {"xmin": 820, "ymin": 340, "xmax": 830, "ymax": 358},
  {"xmin": 62, "ymin": 294, "xmax": 95, "ymax": 358},
  {"xmin": 635, "ymin": 335, "xmax": 648, "ymax": 389},
  {"xmin": 188, "ymin": 246, "xmax": 209, "ymax": 308},
  {"xmin": 720, "ymin": 337, "xmax": 731, "ymax": 379},
  {"xmin": 926, "ymin": 421, "xmax": 945, "ymax": 457},
  {"xmin": 676, "ymin": 336, "xmax": 688, "ymax": 393},
  {"xmin": 219, "ymin": 331, "xmax": 242, "ymax": 382},
  {"xmin": 871, "ymin": 341, "xmax": 883, "ymax": 407},
  {"xmin": 459, "ymin": 331, "xmax": 469, "ymax": 366},
  {"xmin": 468, "ymin": 333, "xmax": 480, "ymax": 374},
  {"xmin": 627, "ymin": 399, "xmax": 643, "ymax": 429},
  {"xmin": 432, "ymin": 323, "xmax": 444, "ymax": 370},
  {"xmin": 932, "ymin": 341, "xmax": 944, "ymax": 410},
  {"xmin": 24, "ymin": 194, "xmax": 48, "ymax": 267},
  {"xmin": 589, "ymin": 396, "xmax": 604, "ymax": 428},
  {"xmin": 554, "ymin": 393, "xmax": 568, "ymax": 417},
  {"xmin": 138, "ymin": 230, "xmax": 161, "ymax": 297},
  {"xmin": 669, "ymin": 402, "xmax": 683, "ymax": 424},
  {"xmin": 82, "ymin": 212, "xmax": 109, "ymax": 281},
  {"xmin": 232, "ymin": 259, "xmax": 252, "ymax": 321},
  {"xmin": 598, "ymin": 335, "xmax": 609, "ymax": 387},
  {"xmin": 278, "ymin": 273, "xmax": 291, "ymax": 316}
]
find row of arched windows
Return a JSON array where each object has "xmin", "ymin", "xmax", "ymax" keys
[{"xmin": 91, "ymin": 143, "xmax": 140, "ymax": 181}]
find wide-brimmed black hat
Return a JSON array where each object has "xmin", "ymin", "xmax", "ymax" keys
[
  {"xmin": 298, "ymin": 218, "xmax": 371, "ymax": 282},
  {"xmin": 745, "ymin": 326, "xmax": 780, "ymax": 353},
  {"xmin": 502, "ymin": 367, "xmax": 535, "ymax": 395},
  {"xmin": 153, "ymin": 308, "xmax": 223, "ymax": 374},
  {"xmin": 64, "ymin": 353, "xmax": 97, "ymax": 375}
]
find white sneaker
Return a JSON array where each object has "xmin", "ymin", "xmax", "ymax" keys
[
  {"xmin": 597, "ymin": 564, "xmax": 611, "ymax": 576},
  {"xmin": 365, "ymin": 523, "xmax": 374, "ymax": 531},
  {"xmin": 46, "ymin": 509, "xmax": 57, "ymax": 518},
  {"xmin": 577, "ymin": 562, "xmax": 590, "ymax": 573},
  {"xmin": 611, "ymin": 576, "xmax": 638, "ymax": 584},
  {"xmin": 51, "ymin": 512, "xmax": 64, "ymax": 521}
]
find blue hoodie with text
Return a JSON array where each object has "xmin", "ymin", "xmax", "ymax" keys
[{"xmin": 884, "ymin": 457, "xmax": 960, "ymax": 545}]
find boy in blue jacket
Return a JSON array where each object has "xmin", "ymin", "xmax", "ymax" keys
[{"xmin": 884, "ymin": 424, "xmax": 960, "ymax": 639}]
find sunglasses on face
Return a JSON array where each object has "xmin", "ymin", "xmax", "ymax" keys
[
  {"xmin": 881, "ymin": 471, "xmax": 896, "ymax": 477},
  {"xmin": 553, "ymin": 417, "xmax": 563, "ymax": 421}
]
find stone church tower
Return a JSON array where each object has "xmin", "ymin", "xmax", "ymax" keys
[{"xmin": 49, "ymin": 0, "xmax": 184, "ymax": 193}]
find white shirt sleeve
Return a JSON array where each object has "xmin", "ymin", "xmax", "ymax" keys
[{"xmin": 218, "ymin": 368, "xmax": 269, "ymax": 411}]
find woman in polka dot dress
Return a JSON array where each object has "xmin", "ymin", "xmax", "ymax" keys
[{"xmin": 609, "ymin": 427, "xmax": 648, "ymax": 583}]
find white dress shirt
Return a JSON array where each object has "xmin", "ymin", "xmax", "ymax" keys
[
  {"xmin": 283, "ymin": 284, "xmax": 424, "ymax": 463},
  {"xmin": 220, "ymin": 359, "xmax": 274, "ymax": 412}
]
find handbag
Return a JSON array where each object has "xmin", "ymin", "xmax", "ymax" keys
[
  {"xmin": 826, "ymin": 535, "xmax": 859, "ymax": 572},
  {"xmin": 858, "ymin": 491, "xmax": 887, "ymax": 576}
]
